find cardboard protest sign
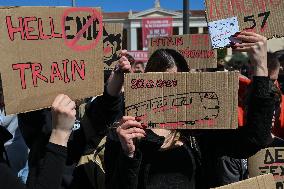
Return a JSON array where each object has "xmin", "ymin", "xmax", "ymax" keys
[
  {"xmin": 128, "ymin": 51, "xmax": 148, "ymax": 63},
  {"xmin": 124, "ymin": 72, "xmax": 238, "ymax": 129},
  {"xmin": 148, "ymin": 34, "xmax": 217, "ymax": 69},
  {"xmin": 212, "ymin": 174, "xmax": 275, "ymax": 189},
  {"xmin": 0, "ymin": 7, "xmax": 104, "ymax": 114},
  {"xmin": 142, "ymin": 17, "xmax": 173, "ymax": 49},
  {"xmin": 103, "ymin": 23, "xmax": 123, "ymax": 70},
  {"xmin": 248, "ymin": 147, "xmax": 284, "ymax": 189},
  {"xmin": 205, "ymin": 0, "xmax": 284, "ymax": 48}
]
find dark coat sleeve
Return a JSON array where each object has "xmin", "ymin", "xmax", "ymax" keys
[
  {"xmin": 0, "ymin": 142, "xmax": 67, "ymax": 189},
  {"xmin": 86, "ymin": 89, "xmax": 123, "ymax": 134},
  {"xmin": 199, "ymin": 76, "xmax": 275, "ymax": 159},
  {"xmin": 105, "ymin": 137, "xmax": 142, "ymax": 189}
]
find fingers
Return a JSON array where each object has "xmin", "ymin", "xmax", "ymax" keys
[
  {"xmin": 232, "ymin": 43, "xmax": 256, "ymax": 52},
  {"xmin": 118, "ymin": 56, "xmax": 131, "ymax": 71},
  {"xmin": 52, "ymin": 94, "xmax": 76, "ymax": 115},
  {"xmin": 59, "ymin": 95, "xmax": 72, "ymax": 106},
  {"xmin": 52, "ymin": 94, "xmax": 65, "ymax": 108},
  {"xmin": 120, "ymin": 49, "xmax": 127, "ymax": 56},
  {"xmin": 234, "ymin": 35, "xmax": 259, "ymax": 43},
  {"xmin": 120, "ymin": 116, "xmax": 136, "ymax": 124},
  {"xmin": 233, "ymin": 47, "xmax": 253, "ymax": 52},
  {"xmin": 119, "ymin": 120, "xmax": 143, "ymax": 130},
  {"xmin": 128, "ymin": 133, "xmax": 145, "ymax": 139},
  {"xmin": 123, "ymin": 127, "xmax": 146, "ymax": 135}
]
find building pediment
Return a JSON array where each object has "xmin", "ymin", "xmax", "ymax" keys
[{"xmin": 129, "ymin": 7, "xmax": 182, "ymax": 19}]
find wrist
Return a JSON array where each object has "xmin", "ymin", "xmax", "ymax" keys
[
  {"xmin": 49, "ymin": 129, "xmax": 71, "ymax": 147},
  {"xmin": 254, "ymin": 64, "xmax": 268, "ymax": 77},
  {"xmin": 114, "ymin": 64, "xmax": 123, "ymax": 75}
]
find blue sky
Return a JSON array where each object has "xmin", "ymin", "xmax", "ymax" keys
[{"xmin": 0, "ymin": 0, "xmax": 205, "ymax": 12}]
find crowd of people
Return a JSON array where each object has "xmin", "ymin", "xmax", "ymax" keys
[{"xmin": 1, "ymin": 30, "xmax": 284, "ymax": 189}]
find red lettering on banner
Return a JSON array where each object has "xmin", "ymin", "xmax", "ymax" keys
[
  {"xmin": 12, "ymin": 63, "xmax": 30, "ymax": 89},
  {"xmin": 207, "ymin": 0, "xmax": 282, "ymax": 21},
  {"xmin": 50, "ymin": 17, "xmax": 62, "ymax": 38},
  {"xmin": 31, "ymin": 63, "xmax": 48, "ymax": 87},
  {"xmin": 50, "ymin": 62, "xmax": 63, "ymax": 83},
  {"xmin": 151, "ymin": 37, "xmax": 184, "ymax": 47},
  {"xmin": 208, "ymin": 0, "xmax": 220, "ymax": 20},
  {"xmin": 12, "ymin": 60, "xmax": 85, "ymax": 89},
  {"xmin": 6, "ymin": 16, "xmax": 25, "ymax": 41},
  {"xmin": 6, "ymin": 16, "xmax": 63, "ymax": 41},
  {"xmin": 62, "ymin": 59, "xmax": 70, "ymax": 83},
  {"xmin": 24, "ymin": 17, "xmax": 39, "ymax": 40},
  {"xmin": 38, "ymin": 18, "xmax": 52, "ymax": 40},
  {"xmin": 71, "ymin": 60, "xmax": 85, "ymax": 81}
]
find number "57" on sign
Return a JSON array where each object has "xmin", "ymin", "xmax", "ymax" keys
[{"xmin": 244, "ymin": 11, "xmax": 270, "ymax": 32}]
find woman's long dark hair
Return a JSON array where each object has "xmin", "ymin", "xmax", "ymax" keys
[{"xmin": 145, "ymin": 49, "xmax": 189, "ymax": 72}]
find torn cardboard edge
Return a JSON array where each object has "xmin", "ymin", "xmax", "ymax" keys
[
  {"xmin": 211, "ymin": 174, "xmax": 276, "ymax": 189},
  {"xmin": 204, "ymin": 0, "xmax": 284, "ymax": 49},
  {"xmin": 0, "ymin": 6, "xmax": 104, "ymax": 115},
  {"xmin": 248, "ymin": 147, "xmax": 284, "ymax": 188},
  {"xmin": 124, "ymin": 71, "xmax": 239, "ymax": 129}
]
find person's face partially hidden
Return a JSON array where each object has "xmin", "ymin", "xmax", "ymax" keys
[
  {"xmin": 133, "ymin": 64, "xmax": 145, "ymax": 73},
  {"xmin": 166, "ymin": 66, "xmax": 178, "ymax": 73}
]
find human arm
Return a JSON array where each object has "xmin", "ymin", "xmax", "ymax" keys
[
  {"xmin": 200, "ymin": 32, "xmax": 274, "ymax": 158},
  {"xmin": 26, "ymin": 94, "xmax": 76, "ymax": 189},
  {"xmin": 104, "ymin": 116, "xmax": 145, "ymax": 189},
  {"xmin": 106, "ymin": 50, "xmax": 132, "ymax": 97}
]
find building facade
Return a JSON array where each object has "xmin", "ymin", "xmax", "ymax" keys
[{"xmin": 102, "ymin": 2, "xmax": 284, "ymax": 60}]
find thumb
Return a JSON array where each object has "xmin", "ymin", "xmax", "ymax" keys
[{"xmin": 120, "ymin": 49, "xmax": 128, "ymax": 57}]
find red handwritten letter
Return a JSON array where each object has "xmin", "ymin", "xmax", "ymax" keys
[
  {"xmin": 31, "ymin": 63, "xmax": 48, "ymax": 87},
  {"xmin": 12, "ymin": 63, "xmax": 30, "ymax": 89},
  {"xmin": 71, "ymin": 60, "xmax": 85, "ymax": 81},
  {"xmin": 6, "ymin": 16, "xmax": 25, "ymax": 41},
  {"xmin": 50, "ymin": 62, "xmax": 63, "ymax": 83},
  {"xmin": 24, "ymin": 17, "xmax": 39, "ymax": 40}
]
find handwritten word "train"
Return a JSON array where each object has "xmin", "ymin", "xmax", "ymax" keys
[{"xmin": 12, "ymin": 59, "xmax": 85, "ymax": 89}]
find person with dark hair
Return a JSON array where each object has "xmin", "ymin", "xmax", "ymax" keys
[
  {"xmin": 104, "ymin": 32, "xmax": 276, "ymax": 189},
  {"xmin": 0, "ymin": 94, "xmax": 76, "ymax": 189},
  {"xmin": 132, "ymin": 61, "xmax": 145, "ymax": 73}
]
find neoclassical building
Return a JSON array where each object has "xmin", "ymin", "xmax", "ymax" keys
[
  {"xmin": 102, "ymin": 1, "xmax": 284, "ymax": 60},
  {"xmin": 103, "ymin": 2, "xmax": 208, "ymax": 51}
]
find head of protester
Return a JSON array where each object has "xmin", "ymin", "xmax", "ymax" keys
[
  {"xmin": 131, "ymin": 61, "xmax": 145, "ymax": 73},
  {"xmin": 144, "ymin": 49, "xmax": 189, "ymax": 73},
  {"xmin": 104, "ymin": 31, "xmax": 277, "ymax": 189}
]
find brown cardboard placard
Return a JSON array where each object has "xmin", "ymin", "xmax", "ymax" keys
[
  {"xmin": 0, "ymin": 7, "xmax": 104, "ymax": 115},
  {"xmin": 103, "ymin": 23, "xmax": 123, "ymax": 70},
  {"xmin": 124, "ymin": 71, "xmax": 238, "ymax": 129},
  {"xmin": 211, "ymin": 174, "xmax": 276, "ymax": 189},
  {"xmin": 248, "ymin": 147, "xmax": 284, "ymax": 189},
  {"xmin": 148, "ymin": 34, "xmax": 217, "ymax": 69},
  {"xmin": 205, "ymin": 0, "xmax": 284, "ymax": 49}
]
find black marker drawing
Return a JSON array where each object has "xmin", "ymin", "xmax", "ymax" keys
[{"xmin": 103, "ymin": 27, "xmax": 122, "ymax": 67}]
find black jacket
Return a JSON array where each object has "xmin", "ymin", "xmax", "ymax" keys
[
  {"xmin": 18, "ymin": 89, "xmax": 122, "ymax": 189},
  {"xmin": 1, "ymin": 126, "xmax": 68, "ymax": 189},
  {"xmin": 104, "ymin": 76, "xmax": 275, "ymax": 189}
]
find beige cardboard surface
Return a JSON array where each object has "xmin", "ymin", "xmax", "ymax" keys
[
  {"xmin": 103, "ymin": 23, "xmax": 123, "ymax": 70},
  {"xmin": 148, "ymin": 34, "xmax": 217, "ymax": 69},
  {"xmin": 124, "ymin": 72, "xmax": 238, "ymax": 129},
  {"xmin": 0, "ymin": 7, "xmax": 104, "ymax": 114},
  {"xmin": 212, "ymin": 174, "xmax": 276, "ymax": 189},
  {"xmin": 205, "ymin": 0, "xmax": 284, "ymax": 48},
  {"xmin": 249, "ymin": 147, "xmax": 284, "ymax": 188}
]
